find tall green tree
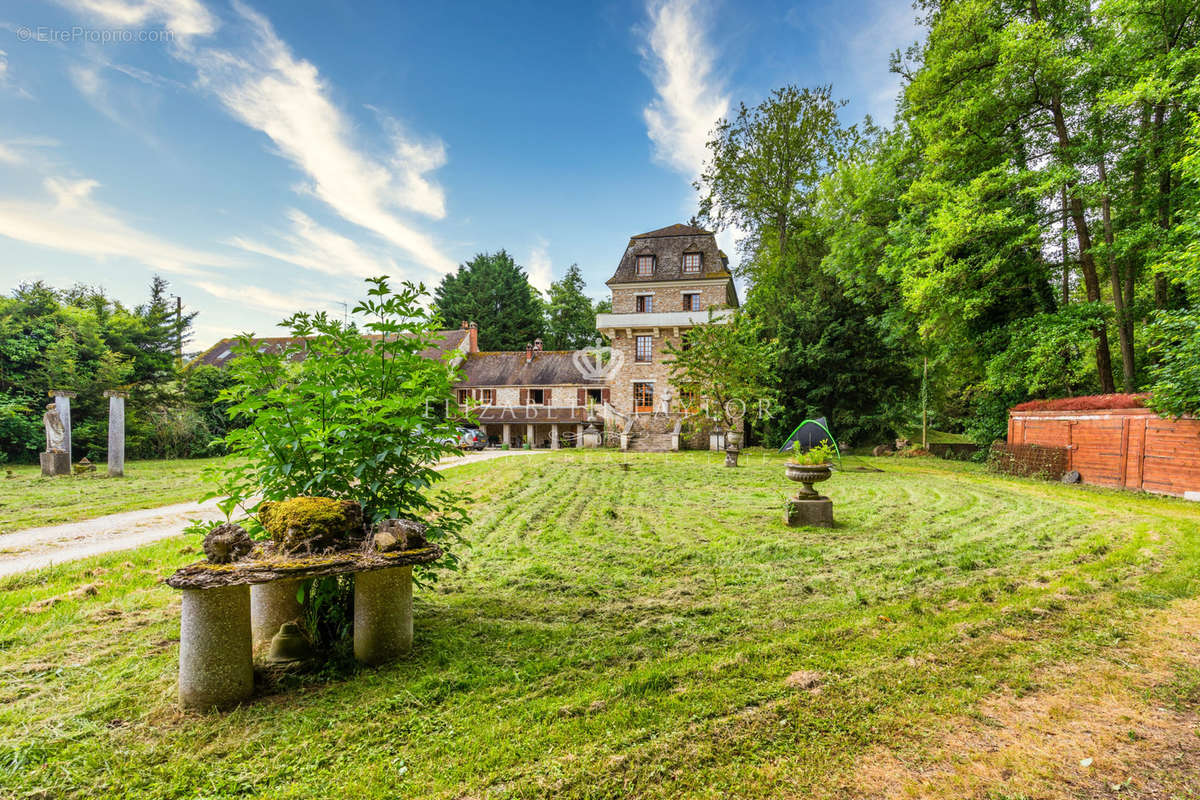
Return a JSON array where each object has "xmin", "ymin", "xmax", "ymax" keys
[
  {"xmin": 665, "ymin": 311, "xmax": 779, "ymax": 467},
  {"xmin": 433, "ymin": 251, "xmax": 545, "ymax": 351},
  {"xmin": 696, "ymin": 85, "xmax": 911, "ymax": 446},
  {"xmin": 543, "ymin": 264, "xmax": 595, "ymax": 350},
  {"xmin": 697, "ymin": 85, "xmax": 851, "ymax": 263}
]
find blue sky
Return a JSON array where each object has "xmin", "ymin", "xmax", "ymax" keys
[{"xmin": 0, "ymin": 0, "xmax": 921, "ymax": 349}]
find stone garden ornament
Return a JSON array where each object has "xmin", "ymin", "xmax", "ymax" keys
[
  {"xmin": 784, "ymin": 439, "xmax": 837, "ymax": 528},
  {"xmin": 43, "ymin": 403, "xmax": 66, "ymax": 452},
  {"xmin": 39, "ymin": 399, "xmax": 71, "ymax": 476}
]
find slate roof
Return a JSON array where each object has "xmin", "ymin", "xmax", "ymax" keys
[
  {"xmin": 192, "ymin": 329, "xmax": 470, "ymax": 369},
  {"xmin": 630, "ymin": 223, "xmax": 712, "ymax": 239},
  {"xmin": 458, "ymin": 351, "xmax": 596, "ymax": 386},
  {"xmin": 607, "ymin": 223, "xmax": 733, "ymax": 285}
]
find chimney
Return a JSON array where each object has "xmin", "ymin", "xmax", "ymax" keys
[
  {"xmin": 467, "ymin": 321, "xmax": 478, "ymax": 353},
  {"xmin": 460, "ymin": 321, "xmax": 469, "ymax": 330},
  {"xmin": 533, "ymin": 338, "xmax": 543, "ymax": 353},
  {"xmin": 525, "ymin": 342, "xmax": 534, "ymax": 362}
]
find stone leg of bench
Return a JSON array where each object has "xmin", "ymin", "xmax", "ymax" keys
[
  {"xmin": 250, "ymin": 579, "xmax": 302, "ymax": 654},
  {"xmin": 179, "ymin": 585, "xmax": 253, "ymax": 710},
  {"xmin": 353, "ymin": 565, "xmax": 412, "ymax": 666}
]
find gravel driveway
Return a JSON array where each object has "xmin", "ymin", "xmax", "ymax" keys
[{"xmin": 0, "ymin": 448, "xmax": 541, "ymax": 578}]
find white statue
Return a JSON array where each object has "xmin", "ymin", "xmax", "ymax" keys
[
  {"xmin": 658, "ymin": 386, "xmax": 674, "ymax": 414},
  {"xmin": 43, "ymin": 403, "xmax": 66, "ymax": 453}
]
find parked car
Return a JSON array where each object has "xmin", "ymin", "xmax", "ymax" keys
[
  {"xmin": 435, "ymin": 426, "xmax": 487, "ymax": 451},
  {"xmin": 458, "ymin": 427, "xmax": 487, "ymax": 450}
]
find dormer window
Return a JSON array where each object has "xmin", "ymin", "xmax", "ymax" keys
[
  {"xmin": 636, "ymin": 255, "xmax": 655, "ymax": 276},
  {"xmin": 682, "ymin": 252, "xmax": 702, "ymax": 273}
]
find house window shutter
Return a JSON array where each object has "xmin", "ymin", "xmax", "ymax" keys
[
  {"xmin": 544, "ymin": 388, "xmax": 552, "ymax": 405},
  {"xmin": 577, "ymin": 388, "xmax": 585, "ymax": 405},
  {"xmin": 602, "ymin": 388, "xmax": 610, "ymax": 403},
  {"xmin": 520, "ymin": 388, "xmax": 527, "ymax": 405}
]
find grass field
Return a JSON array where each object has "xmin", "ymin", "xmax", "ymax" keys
[
  {"xmin": 0, "ymin": 458, "xmax": 222, "ymax": 534},
  {"xmin": 1, "ymin": 451, "xmax": 1198, "ymax": 798}
]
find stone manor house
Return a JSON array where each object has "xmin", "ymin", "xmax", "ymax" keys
[{"xmin": 197, "ymin": 223, "xmax": 738, "ymax": 452}]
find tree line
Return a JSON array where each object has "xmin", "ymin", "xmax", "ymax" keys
[
  {"xmin": 695, "ymin": 0, "xmax": 1200, "ymax": 446},
  {"xmin": 432, "ymin": 250, "xmax": 609, "ymax": 352},
  {"xmin": 0, "ymin": 253, "xmax": 605, "ymax": 463},
  {"xmin": 0, "ymin": 277, "xmax": 234, "ymax": 463}
]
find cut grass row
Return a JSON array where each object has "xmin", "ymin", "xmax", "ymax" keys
[{"xmin": 0, "ymin": 451, "xmax": 1197, "ymax": 798}]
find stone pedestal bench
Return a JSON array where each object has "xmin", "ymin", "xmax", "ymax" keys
[{"xmin": 166, "ymin": 544, "xmax": 442, "ymax": 710}]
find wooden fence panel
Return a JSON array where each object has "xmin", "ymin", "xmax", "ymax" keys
[{"xmin": 1010, "ymin": 408, "xmax": 1200, "ymax": 496}]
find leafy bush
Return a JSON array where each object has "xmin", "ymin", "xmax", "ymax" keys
[
  {"xmin": 129, "ymin": 407, "xmax": 213, "ymax": 459},
  {"xmin": 789, "ymin": 439, "xmax": 837, "ymax": 465},
  {"xmin": 202, "ymin": 277, "xmax": 472, "ymax": 653},
  {"xmin": 0, "ymin": 398, "xmax": 42, "ymax": 462},
  {"xmin": 206, "ymin": 276, "xmax": 471, "ymax": 568}
]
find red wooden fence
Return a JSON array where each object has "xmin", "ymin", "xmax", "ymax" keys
[{"xmin": 1008, "ymin": 398, "xmax": 1200, "ymax": 497}]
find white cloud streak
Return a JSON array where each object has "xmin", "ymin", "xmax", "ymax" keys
[
  {"xmin": 526, "ymin": 237, "xmax": 552, "ymax": 295},
  {"xmin": 57, "ymin": 0, "xmax": 458, "ymax": 275},
  {"xmin": 55, "ymin": 0, "xmax": 219, "ymax": 42},
  {"xmin": 191, "ymin": 278, "xmax": 335, "ymax": 317},
  {"xmin": 640, "ymin": 0, "xmax": 729, "ymax": 178},
  {"xmin": 0, "ymin": 176, "xmax": 233, "ymax": 274},
  {"xmin": 230, "ymin": 209, "xmax": 403, "ymax": 280}
]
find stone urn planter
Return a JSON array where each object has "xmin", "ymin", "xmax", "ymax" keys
[
  {"xmin": 784, "ymin": 462, "xmax": 832, "ymax": 496},
  {"xmin": 784, "ymin": 462, "xmax": 834, "ymax": 528}
]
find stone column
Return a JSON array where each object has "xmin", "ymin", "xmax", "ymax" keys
[
  {"xmin": 503, "ymin": 423, "xmax": 511, "ymax": 447},
  {"xmin": 50, "ymin": 390, "xmax": 75, "ymax": 464},
  {"xmin": 575, "ymin": 423, "xmax": 583, "ymax": 448},
  {"xmin": 104, "ymin": 390, "xmax": 127, "ymax": 477},
  {"xmin": 354, "ymin": 566, "xmax": 413, "ymax": 666},
  {"xmin": 526, "ymin": 423, "xmax": 534, "ymax": 448},
  {"xmin": 250, "ymin": 579, "xmax": 302, "ymax": 654},
  {"xmin": 179, "ymin": 584, "xmax": 253, "ymax": 710},
  {"xmin": 550, "ymin": 425, "xmax": 559, "ymax": 450}
]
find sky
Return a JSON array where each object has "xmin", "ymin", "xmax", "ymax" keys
[{"xmin": 0, "ymin": 0, "xmax": 923, "ymax": 350}]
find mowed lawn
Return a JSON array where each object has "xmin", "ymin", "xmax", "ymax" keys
[
  {"xmin": 0, "ymin": 458, "xmax": 225, "ymax": 534},
  {"xmin": 2, "ymin": 451, "xmax": 1199, "ymax": 799}
]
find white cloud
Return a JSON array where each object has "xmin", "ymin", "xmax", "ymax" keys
[
  {"xmin": 230, "ymin": 209, "xmax": 404, "ymax": 280},
  {"xmin": 0, "ymin": 175, "xmax": 233, "ymax": 275},
  {"xmin": 527, "ymin": 237, "xmax": 552, "ymax": 295},
  {"xmin": 0, "ymin": 143, "xmax": 20, "ymax": 165},
  {"xmin": 191, "ymin": 278, "xmax": 335, "ymax": 317},
  {"xmin": 57, "ymin": 0, "xmax": 219, "ymax": 43},
  {"xmin": 0, "ymin": 48, "xmax": 34, "ymax": 99},
  {"xmin": 640, "ymin": 0, "xmax": 730, "ymax": 178},
  {"xmin": 183, "ymin": 2, "xmax": 455, "ymax": 273},
  {"xmin": 55, "ymin": 0, "xmax": 457, "ymax": 276}
]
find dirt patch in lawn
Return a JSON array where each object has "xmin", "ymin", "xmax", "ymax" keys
[{"xmin": 849, "ymin": 599, "xmax": 1200, "ymax": 799}]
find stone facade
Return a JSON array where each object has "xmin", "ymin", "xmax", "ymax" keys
[
  {"xmin": 198, "ymin": 223, "xmax": 737, "ymax": 452},
  {"xmin": 451, "ymin": 224, "xmax": 739, "ymax": 451},
  {"xmin": 596, "ymin": 224, "xmax": 739, "ymax": 421},
  {"xmin": 610, "ymin": 280, "xmax": 732, "ymax": 314}
]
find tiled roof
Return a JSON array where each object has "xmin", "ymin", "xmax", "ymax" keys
[
  {"xmin": 630, "ymin": 223, "xmax": 712, "ymax": 239},
  {"xmin": 607, "ymin": 223, "xmax": 732, "ymax": 285},
  {"xmin": 192, "ymin": 329, "xmax": 470, "ymax": 369},
  {"xmin": 458, "ymin": 351, "xmax": 597, "ymax": 386}
]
